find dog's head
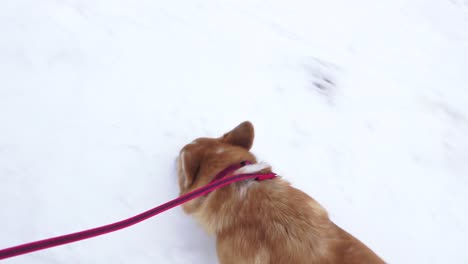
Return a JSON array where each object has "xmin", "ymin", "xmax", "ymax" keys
[{"xmin": 177, "ymin": 121, "xmax": 257, "ymax": 197}]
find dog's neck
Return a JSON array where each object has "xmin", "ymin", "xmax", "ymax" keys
[{"xmin": 191, "ymin": 162, "xmax": 275, "ymax": 234}]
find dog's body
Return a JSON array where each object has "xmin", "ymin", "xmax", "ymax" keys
[{"xmin": 177, "ymin": 121, "xmax": 384, "ymax": 264}]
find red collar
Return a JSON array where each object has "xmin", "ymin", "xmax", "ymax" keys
[{"xmin": 211, "ymin": 161, "xmax": 277, "ymax": 182}]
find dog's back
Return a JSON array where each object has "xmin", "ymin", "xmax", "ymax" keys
[{"xmin": 207, "ymin": 180, "xmax": 383, "ymax": 264}]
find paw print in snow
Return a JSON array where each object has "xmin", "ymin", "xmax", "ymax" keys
[{"xmin": 303, "ymin": 58, "xmax": 339, "ymax": 102}]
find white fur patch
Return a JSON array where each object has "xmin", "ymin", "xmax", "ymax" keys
[
  {"xmin": 234, "ymin": 162, "xmax": 270, "ymax": 198},
  {"xmin": 239, "ymin": 180, "xmax": 255, "ymax": 198},
  {"xmin": 215, "ymin": 147, "xmax": 225, "ymax": 154},
  {"xmin": 234, "ymin": 162, "xmax": 270, "ymax": 174}
]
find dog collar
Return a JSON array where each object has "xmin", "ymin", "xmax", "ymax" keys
[{"xmin": 211, "ymin": 161, "xmax": 277, "ymax": 182}]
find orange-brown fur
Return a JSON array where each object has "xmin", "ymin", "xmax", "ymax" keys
[{"xmin": 177, "ymin": 121, "xmax": 384, "ymax": 264}]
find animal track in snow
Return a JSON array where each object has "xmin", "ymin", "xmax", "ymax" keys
[{"xmin": 303, "ymin": 58, "xmax": 339, "ymax": 103}]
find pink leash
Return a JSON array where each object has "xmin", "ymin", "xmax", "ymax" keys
[{"xmin": 0, "ymin": 161, "xmax": 277, "ymax": 260}]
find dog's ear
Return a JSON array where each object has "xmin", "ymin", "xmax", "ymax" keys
[
  {"xmin": 178, "ymin": 149, "xmax": 202, "ymax": 189},
  {"xmin": 221, "ymin": 121, "xmax": 255, "ymax": 150}
]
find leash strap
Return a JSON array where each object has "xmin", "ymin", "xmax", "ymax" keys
[{"xmin": 0, "ymin": 169, "xmax": 277, "ymax": 260}]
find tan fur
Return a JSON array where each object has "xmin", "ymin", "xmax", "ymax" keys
[{"xmin": 177, "ymin": 121, "xmax": 384, "ymax": 264}]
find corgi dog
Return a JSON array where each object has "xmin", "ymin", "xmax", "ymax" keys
[{"xmin": 177, "ymin": 121, "xmax": 384, "ymax": 264}]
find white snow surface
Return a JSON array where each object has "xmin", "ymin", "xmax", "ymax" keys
[{"xmin": 1, "ymin": 0, "xmax": 468, "ymax": 263}]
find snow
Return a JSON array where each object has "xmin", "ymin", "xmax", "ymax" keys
[{"xmin": 1, "ymin": 0, "xmax": 467, "ymax": 263}]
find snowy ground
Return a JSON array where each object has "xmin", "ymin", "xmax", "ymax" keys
[{"xmin": 1, "ymin": 0, "xmax": 468, "ymax": 263}]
